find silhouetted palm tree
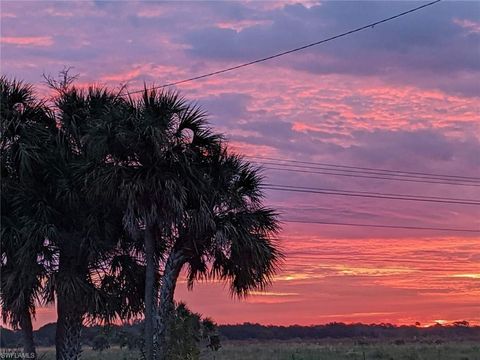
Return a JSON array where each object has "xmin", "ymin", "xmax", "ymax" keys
[
  {"xmin": 0, "ymin": 77, "xmax": 56, "ymax": 358},
  {"xmin": 1, "ymin": 77, "xmax": 146, "ymax": 360},
  {"xmin": 1, "ymin": 77, "xmax": 282, "ymax": 360},
  {"xmin": 92, "ymin": 87, "xmax": 222, "ymax": 360},
  {"xmin": 44, "ymin": 84, "xmax": 146, "ymax": 360},
  {"xmin": 75, "ymin": 86, "xmax": 282, "ymax": 360},
  {"xmin": 155, "ymin": 147, "xmax": 282, "ymax": 359}
]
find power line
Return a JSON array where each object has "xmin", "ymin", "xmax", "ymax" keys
[
  {"xmin": 127, "ymin": 0, "xmax": 442, "ymax": 94},
  {"xmin": 262, "ymin": 166, "xmax": 480, "ymax": 187},
  {"xmin": 282, "ymin": 219, "xmax": 480, "ymax": 233},
  {"xmin": 247, "ymin": 155, "xmax": 480, "ymax": 182},
  {"xmin": 255, "ymin": 160, "xmax": 480, "ymax": 184},
  {"xmin": 255, "ymin": 161, "xmax": 480, "ymax": 186},
  {"xmin": 264, "ymin": 184, "xmax": 480, "ymax": 205},
  {"xmin": 268, "ymin": 184, "xmax": 479, "ymax": 201},
  {"xmin": 267, "ymin": 186, "xmax": 479, "ymax": 205}
]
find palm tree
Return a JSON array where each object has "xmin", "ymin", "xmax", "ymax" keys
[
  {"xmin": 154, "ymin": 147, "xmax": 282, "ymax": 359},
  {"xmin": 91, "ymin": 87, "xmax": 222, "ymax": 360},
  {"xmin": 2, "ymin": 77, "xmax": 282, "ymax": 360},
  {"xmin": 44, "ymin": 83, "xmax": 148, "ymax": 360},
  {"xmin": 90, "ymin": 87, "xmax": 282, "ymax": 360},
  {"xmin": 0, "ymin": 77, "xmax": 56, "ymax": 358},
  {"xmin": 1, "ymin": 77, "xmax": 146, "ymax": 360}
]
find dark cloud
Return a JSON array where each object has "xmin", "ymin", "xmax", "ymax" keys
[
  {"xmin": 183, "ymin": 1, "xmax": 480, "ymax": 96},
  {"xmin": 197, "ymin": 92, "xmax": 252, "ymax": 129},
  {"xmin": 351, "ymin": 129, "xmax": 455, "ymax": 163}
]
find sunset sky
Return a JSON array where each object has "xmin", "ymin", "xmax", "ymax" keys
[{"xmin": 1, "ymin": 0, "xmax": 479, "ymax": 329}]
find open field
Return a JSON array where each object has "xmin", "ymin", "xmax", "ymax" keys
[
  {"xmin": 22, "ymin": 340, "xmax": 480, "ymax": 360},
  {"xmin": 206, "ymin": 340, "xmax": 480, "ymax": 360}
]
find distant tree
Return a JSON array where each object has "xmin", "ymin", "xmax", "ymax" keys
[
  {"xmin": 91, "ymin": 334, "xmax": 110, "ymax": 352},
  {"xmin": 33, "ymin": 323, "xmax": 56, "ymax": 347},
  {"xmin": 0, "ymin": 327, "xmax": 23, "ymax": 348},
  {"xmin": 453, "ymin": 320, "xmax": 470, "ymax": 327},
  {"xmin": 116, "ymin": 329, "xmax": 142, "ymax": 351}
]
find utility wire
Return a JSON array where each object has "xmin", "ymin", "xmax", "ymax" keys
[
  {"xmin": 246, "ymin": 155, "xmax": 480, "ymax": 182},
  {"xmin": 252, "ymin": 160, "xmax": 480, "ymax": 183},
  {"xmin": 268, "ymin": 184, "xmax": 479, "ymax": 201},
  {"xmin": 264, "ymin": 184, "xmax": 480, "ymax": 205},
  {"xmin": 282, "ymin": 219, "xmax": 480, "ymax": 233},
  {"xmin": 126, "ymin": 0, "xmax": 441, "ymax": 94},
  {"xmin": 262, "ymin": 166, "xmax": 480, "ymax": 187},
  {"xmin": 267, "ymin": 186, "xmax": 479, "ymax": 205}
]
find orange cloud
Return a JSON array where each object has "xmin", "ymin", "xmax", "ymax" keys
[
  {"xmin": 229, "ymin": 140, "xmax": 278, "ymax": 157},
  {"xmin": 171, "ymin": 234, "xmax": 480, "ymax": 326}
]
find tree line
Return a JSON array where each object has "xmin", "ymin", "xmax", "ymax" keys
[
  {"xmin": 0, "ymin": 74, "xmax": 282, "ymax": 360},
  {"xmin": 2, "ymin": 320, "xmax": 478, "ymax": 349},
  {"xmin": 219, "ymin": 321, "xmax": 479, "ymax": 341}
]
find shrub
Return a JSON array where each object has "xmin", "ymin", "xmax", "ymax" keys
[{"xmin": 165, "ymin": 303, "xmax": 221, "ymax": 360}]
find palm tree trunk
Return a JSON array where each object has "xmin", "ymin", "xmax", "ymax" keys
[
  {"xmin": 55, "ymin": 244, "xmax": 86, "ymax": 360},
  {"xmin": 55, "ymin": 292, "xmax": 83, "ymax": 360},
  {"xmin": 156, "ymin": 249, "xmax": 185, "ymax": 360},
  {"xmin": 144, "ymin": 225, "xmax": 156, "ymax": 360},
  {"xmin": 20, "ymin": 308, "xmax": 36, "ymax": 359}
]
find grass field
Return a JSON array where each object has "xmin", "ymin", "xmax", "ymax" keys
[
  {"xmin": 206, "ymin": 340, "xmax": 480, "ymax": 360},
  {"xmin": 15, "ymin": 340, "xmax": 480, "ymax": 360}
]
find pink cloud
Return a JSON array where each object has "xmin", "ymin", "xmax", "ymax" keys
[
  {"xmin": 101, "ymin": 64, "xmax": 185, "ymax": 84},
  {"xmin": 291, "ymin": 121, "xmax": 324, "ymax": 133},
  {"xmin": 1, "ymin": 36, "xmax": 53, "ymax": 47},
  {"xmin": 216, "ymin": 19, "xmax": 272, "ymax": 32},
  {"xmin": 244, "ymin": 0, "xmax": 321, "ymax": 11},
  {"xmin": 454, "ymin": 18, "xmax": 480, "ymax": 34},
  {"xmin": 1, "ymin": 12, "xmax": 16, "ymax": 18},
  {"xmin": 137, "ymin": 8, "xmax": 166, "ymax": 18},
  {"xmin": 102, "ymin": 68, "xmax": 144, "ymax": 82},
  {"xmin": 229, "ymin": 140, "xmax": 278, "ymax": 157},
  {"xmin": 44, "ymin": 8, "xmax": 74, "ymax": 17}
]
